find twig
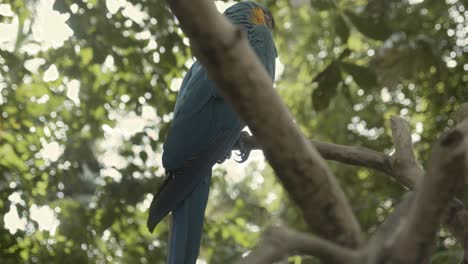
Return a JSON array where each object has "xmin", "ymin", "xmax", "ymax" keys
[{"xmin": 237, "ymin": 134, "xmax": 393, "ymax": 178}]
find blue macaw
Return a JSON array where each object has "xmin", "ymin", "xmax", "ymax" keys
[{"xmin": 147, "ymin": 2, "xmax": 277, "ymax": 263}]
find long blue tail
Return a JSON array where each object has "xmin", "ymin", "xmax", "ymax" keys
[{"xmin": 167, "ymin": 173, "xmax": 211, "ymax": 264}]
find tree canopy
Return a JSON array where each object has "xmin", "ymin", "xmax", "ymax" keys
[{"xmin": 1, "ymin": 0, "xmax": 467, "ymax": 263}]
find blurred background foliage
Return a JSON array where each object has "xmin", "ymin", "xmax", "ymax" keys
[{"xmin": 0, "ymin": 0, "xmax": 467, "ymax": 263}]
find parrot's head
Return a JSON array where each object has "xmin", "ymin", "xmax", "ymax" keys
[{"xmin": 223, "ymin": 1, "xmax": 275, "ymax": 31}]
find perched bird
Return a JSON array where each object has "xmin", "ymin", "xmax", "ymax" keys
[{"xmin": 147, "ymin": 2, "xmax": 277, "ymax": 263}]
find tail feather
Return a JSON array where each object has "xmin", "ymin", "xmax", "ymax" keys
[{"xmin": 167, "ymin": 174, "xmax": 211, "ymax": 264}]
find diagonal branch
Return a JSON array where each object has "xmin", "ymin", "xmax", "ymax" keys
[
  {"xmin": 368, "ymin": 192, "xmax": 416, "ymax": 247},
  {"xmin": 389, "ymin": 119, "xmax": 468, "ymax": 264},
  {"xmin": 444, "ymin": 199, "xmax": 468, "ymax": 264},
  {"xmin": 166, "ymin": 0, "xmax": 364, "ymax": 250},
  {"xmin": 235, "ymin": 226, "xmax": 362, "ymax": 264}
]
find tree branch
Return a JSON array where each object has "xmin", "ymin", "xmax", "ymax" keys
[
  {"xmin": 238, "ymin": 116, "xmax": 422, "ymax": 187},
  {"xmin": 451, "ymin": 103, "xmax": 468, "ymax": 264},
  {"xmin": 238, "ymin": 133, "xmax": 393, "ymax": 176},
  {"xmin": 455, "ymin": 103, "xmax": 468, "ymax": 124},
  {"xmin": 444, "ymin": 199, "xmax": 468, "ymax": 264},
  {"xmin": 388, "ymin": 116, "xmax": 424, "ymax": 188},
  {"xmin": 390, "ymin": 119, "xmax": 468, "ymax": 263},
  {"xmin": 241, "ymin": 117, "xmax": 468, "ymax": 260},
  {"xmin": 167, "ymin": 0, "xmax": 363, "ymax": 249},
  {"xmin": 235, "ymin": 226, "xmax": 362, "ymax": 264},
  {"xmin": 368, "ymin": 192, "xmax": 415, "ymax": 248}
]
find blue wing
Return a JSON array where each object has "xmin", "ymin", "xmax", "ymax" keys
[
  {"xmin": 148, "ymin": 24, "xmax": 277, "ymax": 233},
  {"xmin": 148, "ymin": 64, "xmax": 244, "ymax": 232},
  {"xmin": 161, "ymin": 62, "xmax": 241, "ymax": 171}
]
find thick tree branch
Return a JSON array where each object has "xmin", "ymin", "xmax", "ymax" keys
[
  {"xmin": 235, "ymin": 226, "xmax": 362, "ymax": 264},
  {"xmin": 167, "ymin": 0, "xmax": 363, "ymax": 249},
  {"xmin": 357, "ymin": 192, "xmax": 416, "ymax": 263},
  {"xmin": 369, "ymin": 192, "xmax": 415, "ymax": 247},
  {"xmin": 452, "ymin": 103, "xmax": 468, "ymax": 264},
  {"xmin": 241, "ymin": 118, "xmax": 468, "ymax": 259},
  {"xmin": 455, "ymin": 103, "xmax": 468, "ymax": 124},
  {"xmin": 390, "ymin": 119, "xmax": 468, "ymax": 263},
  {"xmin": 444, "ymin": 199, "xmax": 468, "ymax": 264}
]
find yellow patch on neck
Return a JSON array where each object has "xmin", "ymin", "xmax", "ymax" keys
[{"xmin": 252, "ymin": 7, "xmax": 266, "ymax": 25}]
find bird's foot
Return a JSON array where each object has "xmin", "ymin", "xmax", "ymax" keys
[{"xmin": 234, "ymin": 131, "xmax": 252, "ymax": 163}]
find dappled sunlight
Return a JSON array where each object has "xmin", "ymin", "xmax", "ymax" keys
[
  {"xmin": 218, "ymin": 149, "xmax": 266, "ymax": 184},
  {"xmin": 65, "ymin": 79, "xmax": 81, "ymax": 105},
  {"xmin": 39, "ymin": 141, "xmax": 63, "ymax": 162},
  {"xmin": 137, "ymin": 193, "xmax": 153, "ymax": 212},
  {"xmin": 43, "ymin": 64, "xmax": 59, "ymax": 82},
  {"xmin": 24, "ymin": 57, "xmax": 46, "ymax": 74},
  {"xmin": 4, "ymin": 192, "xmax": 60, "ymax": 235},
  {"xmin": 30, "ymin": 204, "xmax": 60, "ymax": 234},
  {"xmin": 347, "ymin": 116, "xmax": 385, "ymax": 140},
  {"xmin": 4, "ymin": 205, "xmax": 27, "ymax": 234},
  {"xmin": 97, "ymin": 107, "xmax": 163, "ymax": 179},
  {"xmin": 215, "ymin": 0, "xmax": 237, "ymax": 13},
  {"xmin": 169, "ymin": 77, "xmax": 183, "ymax": 92},
  {"xmin": 0, "ymin": 15, "xmax": 18, "ymax": 52},
  {"xmin": 32, "ymin": 0, "xmax": 73, "ymax": 49}
]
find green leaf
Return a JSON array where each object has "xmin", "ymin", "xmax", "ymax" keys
[
  {"xmin": 334, "ymin": 14, "xmax": 350, "ymax": 43},
  {"xmin": 80, "ymin": 48, "xmax": 94, "ymax": 65},
  {"xmin": 341, "ymin": 62, "xmax": 378, "ymax": 89},
  {"xmin": 312, "ymin": 62, "xmax": 342, "ymax": 111},
  {"xmin": 345, "ymin": 11, "xmax": 392, "ymax": 41},
  {"xmin": 341, "ymin": 82, "xmax": 353, "ymax": 104},
  {"xmin": 310, "ymin": 0, "xmax": 334, "ymax": 10}
]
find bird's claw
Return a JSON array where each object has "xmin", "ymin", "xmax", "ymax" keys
[{"xmin": 234, "ymin": 132, "xmax": 251, "ymax": 163}]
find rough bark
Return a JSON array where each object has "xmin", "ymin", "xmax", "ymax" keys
[
  {"xmin": 444, "ymin": 199, "xmax": 468, "ymax": 264},
  {"xmin": 389, "ymin": 119, "xmax": 468, "ymax": 263},
  {"xmin": 166, "ymin": 0, "xmax": 363, "ymax": 249},
  {"xmin": 366, "ymin": 192, "xmax": 416, "ymax": 263},
  {"xmin": 388, "ymin": 116, "xmax": 424, "ymax": 188},
  {"xmin": 236, "ymin": 117, "xmax": 468, "ymax": 264},
  {"xmin": 240, "ymin": 120, "xmax": 468, "ymax": 257},
  {"xmin": 235, "ymin": 226, "xmax": 361, "ymax": 264}
]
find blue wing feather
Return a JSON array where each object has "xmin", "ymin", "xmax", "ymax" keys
[
  {"xmin": 162, "ymin": 62, "xmax": 239, "ymax": 170},
  {"xmin": 148, "ymin": 23, "xmax": 277, "ymax": 232}
]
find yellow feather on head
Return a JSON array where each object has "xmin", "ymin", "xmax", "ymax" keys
[{"xmin": 252, "ymin": 7, "xmax": 266, "ymax": 25}]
